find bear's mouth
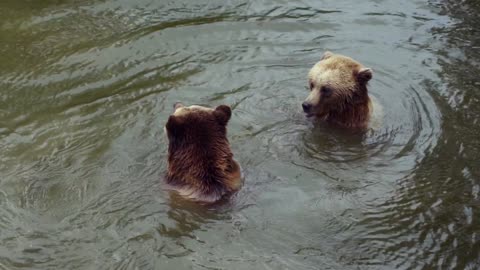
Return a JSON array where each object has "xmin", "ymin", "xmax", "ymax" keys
[{"xmin": 304, "ymin": 110, "xmax": 329, "ymax": 119}]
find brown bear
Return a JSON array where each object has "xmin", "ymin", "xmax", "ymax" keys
[
  {"xmin": 164, "ymin": 103, "xmax": 242, "ymax": 203},
  {"xmin": 302, "ymin": 51, "xmax": 374, "ymax": 129}
]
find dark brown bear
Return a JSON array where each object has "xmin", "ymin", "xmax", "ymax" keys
[
  {"xmin": 164, "ymin": 103, "xmax": 242, "ymax": 202},
  {"xmin": 302, "ymin": 51, "xmax": 374, "ymax": 129}
]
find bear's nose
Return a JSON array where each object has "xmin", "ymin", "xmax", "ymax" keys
[{"xmin": 302, "ymin": 102, "xmax": 312, "ymax": 113}]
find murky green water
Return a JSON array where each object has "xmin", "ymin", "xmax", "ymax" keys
[{"xmin": 0, "ymin": 0, "xmax": 479, "ymax": 269}]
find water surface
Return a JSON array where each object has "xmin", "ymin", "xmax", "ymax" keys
[{"xmin": 0, "ymin": 0, "xmax": 479, "ymax": 269}]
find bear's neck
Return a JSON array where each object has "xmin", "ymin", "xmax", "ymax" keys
[
  {"xmin": 327, "ymin": 94, "xmax": 372, "ymax": 128},
  {"xmin": 166, "ymin": 136, "xmax": 238, "ymax": 199}
]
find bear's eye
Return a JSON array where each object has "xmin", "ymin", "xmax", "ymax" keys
[
  {"xmin": 321, "ymin": 86, "xmax": 332, "ymax": 96},
  {"xmin": 309, "ymin": 81, "xmax": 314, "ymax": 91}
]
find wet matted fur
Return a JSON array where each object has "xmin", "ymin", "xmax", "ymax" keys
[{"xmin": 164, "ymin": 104, "xmax": 242, "ymax": 203}]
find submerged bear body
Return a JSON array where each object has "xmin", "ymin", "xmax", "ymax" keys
[{"xmin": 164, "ymin": 103, "xmax": 242, "ymax": 203}]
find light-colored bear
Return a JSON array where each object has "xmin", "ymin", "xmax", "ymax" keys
[{"xmin": 302, "ymin": 51, "xmax": 378, "ymax": 129}]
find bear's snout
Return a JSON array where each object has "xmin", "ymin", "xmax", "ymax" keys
[{"xmin": 302, "ymin": 101, "xmax": 313, "ymax": 114}]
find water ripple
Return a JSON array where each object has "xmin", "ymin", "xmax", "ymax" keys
[{"xmin": 0, "ymin": 0, "xmax": 478, "ymax": 269}]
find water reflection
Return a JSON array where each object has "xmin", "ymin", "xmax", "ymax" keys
[
  {"xmin": 340, "ymin": 1, "xmax": 480, "ymax": 269},
  {"xmin": 0, "ymin": 0, "xmax": 479, "ymax": 269}
]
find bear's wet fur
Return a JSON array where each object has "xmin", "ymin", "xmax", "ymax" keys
[
  {"xmin": 165, "ymin": 103, "xmax": 242, "ymax": 203},
  {"xmin": 302, "ymin": 51, "xmax": 373, "ymax": 129}
]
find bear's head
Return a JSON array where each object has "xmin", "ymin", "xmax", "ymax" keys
[
  {"xmin": 164, "ymin": 103, "xmax": 240, "ymax": 202},
  {"xmin": 165, "ymin": 103, "xmax": 231, "ymax": 144},
  {"xmin": 302, "ymin": 51, "xmax": 373, "ymax": 121}
]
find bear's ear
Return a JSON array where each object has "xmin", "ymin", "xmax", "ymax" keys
[
  {"xmin": 173, "ymin": 102, "xmax": 184, "ymax": 110},
  {"xmin": 357, "ymin": 68, "xmax": 373, "ymax": 84},
  {"xmin": 321, "ymin": 51, "xmax": 334, "ymax": 60},
  {"xmin": 214, "ymin": 105, "xmax": 232, "ymax": 125},
  {"xmin": 165, "ymin": 115, "xmax": 183, "ymax": 136}
]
